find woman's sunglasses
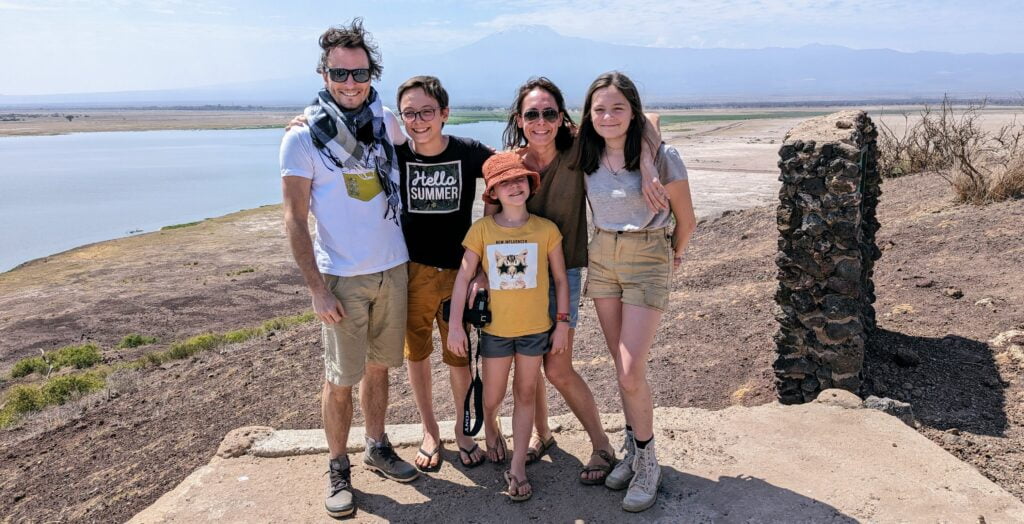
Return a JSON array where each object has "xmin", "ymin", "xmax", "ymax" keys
[
  {"xmin": 522, "ymin": 108, "xmax": 560, "ymax": 123},
  {"xmin": 326, "ymin": 67, "xmax": 371, "ymax": 83}
]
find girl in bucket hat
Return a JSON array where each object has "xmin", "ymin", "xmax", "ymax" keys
[{"xmin": 447, "ymin": 152, "xmax": 570, "ymax": 502}]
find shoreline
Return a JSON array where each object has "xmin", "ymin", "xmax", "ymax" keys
[
  {"xmin": 10, "ymin": 105, "xmax": 1019, "ymax": 137},
  {"xmin": 1, "ymin": 204, "xmax": 280, "ymax": 275}
]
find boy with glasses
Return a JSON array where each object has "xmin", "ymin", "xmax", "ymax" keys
[{"xmin": 392, "ymin": 75, "xmax": 494, "ymax": 472}]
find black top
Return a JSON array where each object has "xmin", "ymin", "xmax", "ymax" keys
[{"xmin": 396, "ymin": 135, "xmax": 493, "ymax": 269}]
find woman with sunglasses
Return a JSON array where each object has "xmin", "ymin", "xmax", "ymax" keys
[
  {"xmin": 494, "ymin": 77, "xmax": 668, "ymax": 486},
  {"xmin": 577, "ymin": 71, "xmax": 695, "ymax": 512}
]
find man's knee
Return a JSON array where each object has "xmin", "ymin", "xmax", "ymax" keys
[
  {"xmin": 323, "ymin": 381, "xmax": 353, "ymax": 403},
  {"xmin": 364, "ymin": 362, "xmax": 390, "ymax": 379}
]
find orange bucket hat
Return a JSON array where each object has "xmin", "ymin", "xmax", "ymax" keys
[{"xmin": 481, "ymin": 152, "xmax": 541, "ymax": 204}]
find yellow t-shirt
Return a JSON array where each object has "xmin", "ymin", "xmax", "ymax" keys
[{"xmin": 462, "ymin": 215, "xmax": 563, "ymax": 337}]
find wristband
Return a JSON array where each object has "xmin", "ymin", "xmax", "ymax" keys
[{"xmin": 555, "ymin": 312, "xmax": 570, "ymax": 323}]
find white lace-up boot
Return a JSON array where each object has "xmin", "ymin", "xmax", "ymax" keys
[
  {"xmin": 604, "ymin": 427, "xmax": 635, "ymax": 490},
  {"xmin": 622, "ymin": 438, "xmax": 661, "ymax": 512}
]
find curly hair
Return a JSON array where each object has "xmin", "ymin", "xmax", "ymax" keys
[{"xmin": 316, "ymin": 18, "xmax": 382, "ymax": 81}]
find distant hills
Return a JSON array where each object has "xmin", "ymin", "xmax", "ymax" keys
[{"xmin": 3, "ymin": 25, "xmax": 1022, "ymax": 108}]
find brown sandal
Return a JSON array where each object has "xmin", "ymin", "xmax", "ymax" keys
[
  {"xmin": 579, "ymin": 449, "xmax": 618, "ymax": 485},
  {"xmin": 504, "ymin": 470, "xmax": 532, "ymax": 501},
  {"xmin": 525, "ymin": 432, "xmax": 556, "ymax": 465}
]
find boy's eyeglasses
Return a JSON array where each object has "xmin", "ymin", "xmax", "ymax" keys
[
  {"xmin": 326, "ymin": 67, "xmax": 371, "ymax": 83},
  {"xmin": 400, "ymin": 107, "xmax": 439, "ymax": 122},
  {"xmin": 522, "ymin": 108, "xmax": 560, "ymax": 123}
]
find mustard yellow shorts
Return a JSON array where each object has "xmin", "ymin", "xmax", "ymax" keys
[
  {"xmin": 321, "ymin": 264, "xmax": 407, "ymax": 387},
  {"xmin": 583, "ymin": 228, "xmax": 673, "ymax": 312},
  {"xmin": 404, "ymin": 261, "xmax": 469, "ymax": 367}
]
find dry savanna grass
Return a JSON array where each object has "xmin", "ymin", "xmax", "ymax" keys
[{"xmin": 878, "ymin": 96, "xmax": 1024, "ymax": 204}]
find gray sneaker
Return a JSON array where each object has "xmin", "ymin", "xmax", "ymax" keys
[
  {"xmin": 622, "ymin": 439, "xmax": 662, "ymax": 513},
  {"xmin": 363, "ymin": 433, "xmax": 419, "ymax": 482},
  {"xmin": 604, "ymin": 428, "xmax": 636, "ymax": 490},
  {"xmin": 325, "ymin": 456, "xmax": 354, "ymax": 518}
]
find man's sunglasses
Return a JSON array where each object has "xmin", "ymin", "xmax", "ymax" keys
[
  {"xmin": 326, "ymin": 67, "xmax": 371, "ymax": 83},
  {"xmin": 522, "ymin": 108, "xmax": 560, "ymax": 123}
]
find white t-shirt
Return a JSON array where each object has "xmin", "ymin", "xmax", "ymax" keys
[{"xmin": 280, "ymin": 108, "xmax": 409, "ymax": 277}]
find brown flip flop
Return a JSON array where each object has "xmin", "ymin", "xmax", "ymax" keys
[
  {"xmin": 579, "ymin": 449, "xmax": 618, "ymax": 485},
  {"xmin": 525, "ymin": 432, "xmax": 556, "ymax": 465},
  {"xmin": 459, "ymin": 443, "xmax": 485, "ymax": 468}
]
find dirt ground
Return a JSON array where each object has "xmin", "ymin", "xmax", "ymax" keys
[{"xmin": 1, "ymin": 113, "xmax": 1023, "ymax": 522}]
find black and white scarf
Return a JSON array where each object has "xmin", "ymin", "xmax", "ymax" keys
[{"xmin": 305, "ymin": 87, "xmax": 402, "ymax": 224}]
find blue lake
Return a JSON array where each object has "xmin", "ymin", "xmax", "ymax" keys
[{"xmin": 0, "ymin": 121, "xmax": 507, "ymax": 272}]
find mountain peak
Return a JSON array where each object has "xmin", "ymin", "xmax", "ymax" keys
[{"xmin": 493, "ymin": 24, "xmax": 560, "ymax": 37}]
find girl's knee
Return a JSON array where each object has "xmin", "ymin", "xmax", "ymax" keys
[
  {"xmin": 544, "ymin": 364, "xmax": 577, "ymax": 390},
  {"xmin": 616, "ymin": 369, "xmax": 647, "ymax": 395},
  {"xmin": 513, "ymin": 380, "xmax": 536, "ymax": 404}
]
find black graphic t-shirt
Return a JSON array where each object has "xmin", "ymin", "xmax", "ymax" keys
[{"xmin": 396, "ymin": 136, "xmax": 493, "ymax": 269}]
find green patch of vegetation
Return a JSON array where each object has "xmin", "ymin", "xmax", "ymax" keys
[
  {"xmin": 9, "ymin": 343, "xmax": 102, "ymax": 378},
  {"xmin": 117, "ymin": 333, "xmax": 158, "ymax": 349},
  {"xmin": 54, "ymin": 344, "xmax": 102, "ymax": 369},
  {"xmin": 0, "ymin": 372, "xmax": 106, "ymax": 429},
  {"xmin": 11, "ymin": 357, "xmax": 49, "ymax": 378},
  {"xmin": 133, "ymin": 311, "xmax": 316, "ymax": 367},
  {"xmin": 446, "ymin": 110, "xmax": 507, "ymax": 125},
  {"xmin": 160, "ymin": 221, "xmax": 202, "ymax": 231},
  {"xmin": 226, "ymin": 267, "xmax": 255, "ymax": 276},
  {"xmin": 41, "ymin": 373, "xmax": 105, "ymax": 404},
  {"xmin": 224, "ymin": 327, "xmax": 261, "ymax": 344},
  {"xmin": 261, "ymin": 312, "xmax": 316, "ymax": 332}
]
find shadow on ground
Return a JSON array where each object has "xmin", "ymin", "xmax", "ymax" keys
[
  {"xmin": 864, "ymin": 328, "xmax": 1007, "ymax": 436},
  {"xmin": 351, "ymin": 450, "xmax": 856, "ymax": 523}
]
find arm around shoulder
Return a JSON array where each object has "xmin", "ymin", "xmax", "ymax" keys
[{"xmin": 383, "ymin": 107, "xmax": 407, "ymax": 146}]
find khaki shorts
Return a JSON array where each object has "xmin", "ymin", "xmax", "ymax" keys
[
  {"xmin": 322, "ymin": 263, "xmax": 408, "ymax": 386},
  {"xmin": 404, "ymin": 261, "xmax": 469, "ymax": 367},
  {"xmin": 584, "ymin": 228, "xmax": 673, "ymax": 312}
]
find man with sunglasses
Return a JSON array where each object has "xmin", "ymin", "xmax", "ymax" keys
[{"xmin": 280, "ymin": 19, "xmax": 416, "ymax": 518}]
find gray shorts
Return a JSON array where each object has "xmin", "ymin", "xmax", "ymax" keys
[{"xmin": 479, "ymin": 331, "xmax": 550, "ymax": 358}]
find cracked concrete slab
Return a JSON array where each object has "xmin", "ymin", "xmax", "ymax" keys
[{"xmin": 131, "ymin": 396, "xmax": 1024, "ymax": 523}]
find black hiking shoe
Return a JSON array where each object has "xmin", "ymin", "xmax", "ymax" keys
[
  {"xmin": 325, "ymin": 456, "xmax": 355, "ymax": 518},
  {"xmin": 363, "ymin": 433, "xmax": 419, "ymax": 482}
]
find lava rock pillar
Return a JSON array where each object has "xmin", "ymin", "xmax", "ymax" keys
[{"xmin": 774, "ymin": 110, "xmax": 882, "ymax": 404}]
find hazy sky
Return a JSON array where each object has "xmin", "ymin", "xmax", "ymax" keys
[{"xmin": 2, "ymin": 0, "xmax": 1022, "ymax": 95}]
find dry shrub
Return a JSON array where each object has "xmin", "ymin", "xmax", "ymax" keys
[
  {"xmin": 878, "ymin": 96, "xmax": 1024, "ymax": 203},
  {"xmin": 990, "ymin": 158, "xmax": 1024, "ymax": 201},
  {"xmin": 877, "ymin": 107, "xmax": 951, "ymax": 178}
]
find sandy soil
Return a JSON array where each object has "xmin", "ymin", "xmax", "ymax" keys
[
  {"xmin": 1, "ymin": 111, "xmax": 1022, "ymax": 522},
  {"xmin": 0, "ymin": 110, "xmax": 301, "ymax": 136}
]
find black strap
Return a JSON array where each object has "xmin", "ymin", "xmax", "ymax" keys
[{"xmin": 462, "ymin": 325, "xmax": 484, "ymax": 436}]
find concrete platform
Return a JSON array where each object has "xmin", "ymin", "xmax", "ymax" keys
[{"xmin": 130, "ymin": 393, "xmax": 1024, "ymax": 523}]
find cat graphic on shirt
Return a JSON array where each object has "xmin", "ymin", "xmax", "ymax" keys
[{"xmin": 494, "ymin": 250, "xmax": 529, "ymax": 289}]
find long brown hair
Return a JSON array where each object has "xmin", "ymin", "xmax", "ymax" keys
[
  {"xmin": 576, "ymin": 72, "xmax": 649, "ymax": 175},
  {"xmin": 501, "ymin": 77, "xmax": 575, "ymax": 151}
]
